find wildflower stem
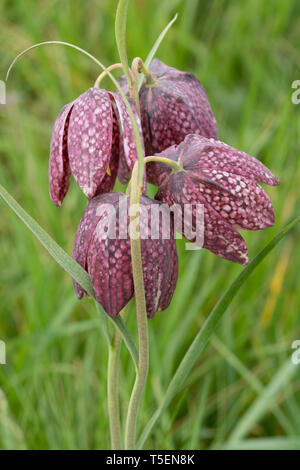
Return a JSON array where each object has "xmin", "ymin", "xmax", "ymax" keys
[
  {"xmin": 107, "ymin": 306, "xmax": 128, "ymax": 450},
  {"xmin": 132, "ymin": 57, "xmax": 156, "ymax": 86},
  {"xmin": 94, "ymin": 63, "xmax": 123, "ymax": 88},
  {"xmin": 130, "ymin": 58, "xmax": 142, "ymax": 116},
  {"xmin": 115, "ymin": 1, "xmax": 148, "ymax": 449},
  {"xmin": 125, "ymin": 162, "xmax": 149, "ymax": 450},
  {"xmin": 144, "ymin": 155, "xmax": 183, "ymax": 172}
]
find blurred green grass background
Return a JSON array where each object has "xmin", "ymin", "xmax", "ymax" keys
[{"xmin": 1, "ymin": 0, "xmax": 300, "ymax": 450}]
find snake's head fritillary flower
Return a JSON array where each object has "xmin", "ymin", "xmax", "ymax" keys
[
  {"xmin": 119, "ymin": 58, "xmax": 217, "ymax": 185},
  {"xmin": 72, "ymin": 192, "xmax": 178, "ymax": 317},
  {"xmin": 154, "ymin": 134, "xmax": 280, "ymax": 265},
  {"xmin": 49, "ymin": 88, "xmax": 144, "ymax": 206}
]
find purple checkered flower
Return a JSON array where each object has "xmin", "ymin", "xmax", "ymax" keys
[
  {"xmin": 119, "ymin": 58, "xmax": 218, "ymax": 185},
  {"xmin": 49, "ymin": 88, "xmax": 144, "ymax": 206},
  {"xmin": 72, "ymin": 192, "xmax": 178, "ymax": 318},
  {"xmin": 154, "ymin": 134, "xmax": 280, "ymax": 265}
]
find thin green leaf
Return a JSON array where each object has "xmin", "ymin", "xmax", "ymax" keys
[
  {"xmin": 113, "ymin": 316, "xmax": 138, "ymax": 372},
  {"xmin": 138, "ymin": 14, "xmax": 178, "ymax": 91},
  {"xmin": 0, "ymin": 183, "xmax": 138, "ymax": 368},
  {"xmin": 95, "ymin": 301, "xmax": 111, "ymax": 346},
  {"xmin": 228, "ymin": 359, "xmax": 297, "ymax": 443},
  {"xmin": 115, "ymin": 0, "xmax": 131, "ymax": 86},
  {"xmin": 222, "ymin": 437, "xmax": 300, "ymax": 450},
  {"xmin": 138, "ymin": 215, "xmax": 300, "ymax": 449},
  {"xmin": 211, "ymin": 336, "xmax": 293, "ymax": 435}
]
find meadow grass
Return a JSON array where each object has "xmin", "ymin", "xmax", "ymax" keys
[{"xmin": 0, "ymin": 0, "xmax": 300, "ymax": 450}]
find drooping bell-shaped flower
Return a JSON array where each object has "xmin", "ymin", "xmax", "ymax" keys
[
  {"xmin": 49, "ymin": 88, "xmax": 144, "ymax": 206},
  {"xmin": 72, "ymin": 192, "xmax": 178, "ymax": 317},
  {"xmin": 154, "ymin": 134, "xmax": 280, "ymax": 265},
  {"xmin": 119, "ymin": 58, "xmax": 218, "ymax": 185}
]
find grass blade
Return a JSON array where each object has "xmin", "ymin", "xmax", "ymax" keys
[
  {"xmin": 222, "ymin": 437, "xmax": 300, "ymax": 450},
  {"xmin": 228, "ymin": 360, "xmax": 296, "ymax": 443},
  {"xmin": 138, "ymin": 14, "xmax": 178, "ymax": 91},
  {"xmin": 115, "ymin": 0, "xmax": 130, "ymax": 86},
  {"xmin": 0, "ymin": 183, "xmax": 138, "ymax": 368},
  {"xmin": 138, "ymin": 215, "xmax": 300, "ymax": 448}
]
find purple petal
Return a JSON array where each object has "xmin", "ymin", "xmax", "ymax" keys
[
  {"xmin": 82, "ymin": 194, "xmax": 178, "ymax": 317},
  {"xmin": 87, "ymin": 197, "xmax": 133, "ymax": 317},
  {"xmin": 156, "ymin": 172, "xmax": 249, "ymax": 265},
  {"xmin": 200, "ymin": 200, "xmax": 249, "ymax": 264},
  {"xmin": 160, "ymin": 233, "xmax": 179, "ymax": 310},
  {"xmin": 94, "ymin": 107, "xmax": 120, "ymax": 195},
  {"xmin": 189, "ymin": 172, "xmax": 275, "ymax": 230},
  {"xmin": 117, "ymin": 147, "xmax": 131, "ymax": 184},
  {"xmin": 139, "ymin": 197, "xmax": 178, "ymax": 317},
  {"xmin": 49, "ymin": 102, "xmax": 73, "ymax": 206},
  {"xmin": 72, "ymin": 193, "xmax": 120, "ymax": 299},
  {"xmin": 111, "ymin": 93, "xmax": 145, "ymax": 184},
  {"xmin": 180, "ymin": 135, "xmax": 280, "ymax": 186},
  {"xmin": 68, "ymin": 88, "xmax": 113, "ymax": 199},
  {"xmin": 139, "ymin": 59, "xmax": 217, "ymax": 157}
]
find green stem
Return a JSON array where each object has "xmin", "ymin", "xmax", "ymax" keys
[
  {"xmin": 132, "ymin": 57, "xmax": 156, "ymax": 86},
  {"xmin": 144, "ymin": 155, "xmax": 182, "ymax": 172},
  {"xmin": 108, "ymin": 344, "xmax": 121, "ymax": 449},
  {"xmin": 107, "ymin": 306, "xmax": 128, "ymax": 449},
  {"xmin": 94, "ymin": 63, "xmax": 123, "ymax": 88},
  {"xmin": 115, "ymin": 4, "xmax": 148, "ymax": 448},
  {"xmin": 130, "ymin": 58, "xmax": 142, "ymax": 116},
  {"xmin": 125, "ymin": 163, "xmax": 149, "ymax": 450}
]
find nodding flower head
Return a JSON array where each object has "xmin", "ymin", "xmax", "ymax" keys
[
  {"xmin": 154, "ymin": 134, "xmax": 280, "ymax": 265},
  {"xmin": 49, "ymin": 88, "xmax": 144, "ymax": 206},
  {"xmin": 72, "ymin": 192, "xmax": 178, "ymax": 318},
  {"xmin": 119, "ymin": 58, "xmax": 218, "ymax": 185}
]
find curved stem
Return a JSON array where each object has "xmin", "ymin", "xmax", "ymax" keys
[
  {"xmin": 5, "ymin": 41, "xmax": 110, "ymax": 82},
  {"xmin": 132, "ymin": 57, "xmax": 156, "ymax": 87},
  {"xmin": 113, "ymin": 316, "xmax": 138, "ymax": 369},
  {"xmin": 5, "ymin": 40, "xmax": 145, "ymax": 195},
  {"xmin": 94, "ymin": 63, "xmax": 123, "ymax": 88},
  {"xmin": 130, "ymin": 58, "xmax": 142, "ymax": 116},
  {"xmin": 125, "ymin": 163, "xmax": 149, "ymax": 450},
  {"xmin": 107, "ymin": 306, "xmax": 128, "ymax": 449},
  {"xmin": 144, "ymin": 155, "xmax": 182, "ymax": 172}
]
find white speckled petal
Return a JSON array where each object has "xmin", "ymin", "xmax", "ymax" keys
[
  {"xmin": 49, "ymin": 102, "xmax": 73, "ymax": 206},
  {"xmin": 181, "ymin": 135, "xmax": 280, "ymax": 186},
  {"xmin": 156, "ymin": 172, "xmax": 249, "ymax": 265},
  {"xmin": 68, "ymin": 88, "xmax": 113, "ymax": 199},
  {"xmin": 190, "ymin": 171, "xmax": 275, "ymax": 230}
]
